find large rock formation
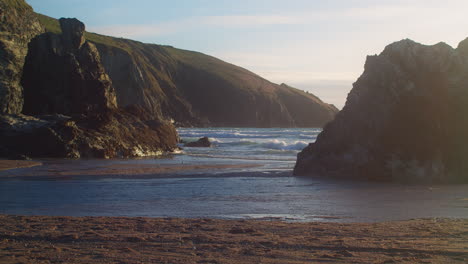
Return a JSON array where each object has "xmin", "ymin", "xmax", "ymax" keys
[
  {"xmin": 37, "ymin": 15, "xmax": 338, "ymax": 127},
  {"xmin": 294, "ymin": 39, "xmax": 468, "ymax": 183},
  {"xmin": 0, "ymin": 15, "xmax": 178, "ymax": 159},
  {"xmin": 22, "ymin": 18, "xmax": 117, "ymax": 115},
  {"xmin": 0, "ymin": 0, "xmax": 43, "ymax": 114}
]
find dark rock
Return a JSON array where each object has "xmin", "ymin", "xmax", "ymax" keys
[
  {"xmin": 0, "ymin": 0, "xmax": 44, "ymax": 114},
  {"xmin": 59, "ymin": 18, "xmax": 85, "ymax": 50},
  {"xmin": 0, "ymin": 111, "xmax": 178, "ymax": 159},
  {"xmin": 294, "ymin": 38, "xmax": 468, "ymax": 183},
  {"xmin": 21, "ymin": 18, "xmax": 117, "ymax": 116},
  {"xmin": 185, "ymin": 137, "xmax": 212, "ymax": 147}
]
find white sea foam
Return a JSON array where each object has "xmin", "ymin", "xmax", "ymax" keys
[
  {"xmin": 178, "ymin": 128, "xmax": 316, "ymax": 162},
  {"xmin": 260, "ymin": 140, "xmax": 308, "ymax": 151}
]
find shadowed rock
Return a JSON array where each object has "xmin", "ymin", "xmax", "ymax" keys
[
  {"xmin": 21, "ymin": 18, "xmax": 117, "ymax": 116},
  {"xmin": 59, "ymin": 18, "xmax": 85, "ymax": 50},
  {"xmin": 185, "ymin": 137, "xmax": 212, "ymax": 147},
  {"xmin": 294, "ymin": 38, "xmax": 468, "ymax": 183}
]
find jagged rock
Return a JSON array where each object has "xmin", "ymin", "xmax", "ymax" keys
[
  {"xmin": 185, "ymin": 137, "xmax": 212, "ymax": 147},
  {"xmin": 59, "ymin": 18, "xmax": 85, "ymax": 50},
  {"xmin": 294, "ymin": 38, "xmax": 468, "ymax": 183},
  {"xmin": 0, "ymin": 0, "xmax": 44, "ymax": 114},
  {"xmin": 21, "ymin": 18, "xmax": 117, "ymax": 116}
]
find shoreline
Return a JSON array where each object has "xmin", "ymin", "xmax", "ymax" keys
[
  {"xmin": 0, "ymin": 215, "xmax": 466, "ymax": 263},
  {"xmin": 0, "ymin": 161, "xmax": 263, "ymax": 178},
  {"xmin": 0, "ymin": 160, "xmax": 42, "ymax": 172}
]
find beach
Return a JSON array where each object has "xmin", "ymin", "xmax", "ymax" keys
[
  {"xmin": 0, "ymin": 215, "xmax": 466, "ymax": 264},
  {"xmin": 0, "ymin": 128, "xmax": 467, "ymax": 263}
]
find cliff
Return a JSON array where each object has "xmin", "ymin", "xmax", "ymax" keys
[
  {"xmin": 37, "ymin": 15, "xmax": 338, "ymax": 127},
  {"xmin": 294, "ymin": 38, "xmax": 468, "ymax": 183},
  {"xmin": 0, "ymin": 0, "xmax": 337, "ymax": 159}
]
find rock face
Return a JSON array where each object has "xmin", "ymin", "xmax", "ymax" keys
[
  {"xmin": 37, "ymin": 15, "xmax": 338, "ymax": 127},
  {"xmin": 294, "ymin": 39, "xmax": 468, "ymax": 183},
  {"xmin": 0, "ymin": 0, "xmax": 43, "ymax": 114},
  {"xmin": 22, "ymin": 18, "xmax": 117, "ymax": 115}
]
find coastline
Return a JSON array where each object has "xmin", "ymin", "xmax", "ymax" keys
[
  {"xmin": 0, "ymin": 161, "xmax": 263, "ymax": 178},
  {"xmin": 0, "ymin": 160, "xmax": 42, "ymax": 172},
  {"xmin": 0, "ymin": 215, "xmax": 466, "ymax": 263}
]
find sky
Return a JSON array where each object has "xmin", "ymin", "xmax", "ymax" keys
[{"xmin": 27, "ymin": 0, "xmax": 468, "ymax": 109}]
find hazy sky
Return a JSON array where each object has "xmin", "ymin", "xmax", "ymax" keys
[{"xmin": 27, "ymin": 0, "xmax": 468, "ymax": 109}]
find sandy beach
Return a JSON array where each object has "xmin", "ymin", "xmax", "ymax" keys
[{"xmin": 0, "ymin": 215, "xmax": 466, "ymax": 264}]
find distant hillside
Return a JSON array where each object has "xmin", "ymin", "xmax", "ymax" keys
[{"xmin": 37, "ymin": 14, "xmax": 338, "ymax": 127}]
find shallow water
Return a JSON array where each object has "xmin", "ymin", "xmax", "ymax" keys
[
  {"xmin": 0, "ymin": 128, "xmax": 467, "ymax": 222},
  {"xmin": 0, "ymin": 171, "xmax": 467, "ymax": 222}
]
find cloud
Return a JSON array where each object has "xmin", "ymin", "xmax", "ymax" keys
[
  {"xmin": 88, "ymin": 1, "xmax": 468, "ymax": 41},
  {"xmin": 87, "ymin": 14, "xmax": 307, "ymax": 38}
]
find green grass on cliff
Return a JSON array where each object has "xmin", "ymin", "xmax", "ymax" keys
[
  {"xmin": 36, "ymin": 13, "xmax": 259, "ymax": 86},
  {"xmin": 3, "ymin": 0, "xmax": 32, "ymax": 11},
  {"xmin": 33, "ymin": 11, "xmax": 336, "ymax": 126},
  {"xmin": 36, "ymin": 14, "xmax": 61, "ymax": 34},
  {"xmin": 37, "ymin": 13, "xmax": 132, "ymax": 51}
]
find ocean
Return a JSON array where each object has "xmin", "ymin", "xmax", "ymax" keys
[
  {"xmin": 177, "ymin": 127, "xmax": 320, "ymax": 171},
  {"xmin": 0, "ymin": 127, "xmax": 467, "ymax": 222}
]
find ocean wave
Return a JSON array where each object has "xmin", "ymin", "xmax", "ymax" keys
[
  {"xmin": 260, "ymin": 140, "xmax": 308, "ymax": 151},
  {"xmin": 179, "ymin": 132, "xmax": 274, "ymax": 139},
  {"xmin": 178, "ymin": 128, "xmax": 322, "ymax": 140},
  {"xmin": 187, "ymin": 153, "xmax": 296, "ymax": 161}
]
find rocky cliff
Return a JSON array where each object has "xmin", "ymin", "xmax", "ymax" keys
[
  {"xmin": 0, "ymin": 0, "xmax": 43, "ymax": 114},
  {"xmin": 0, "ymin": 15, "xmax": 178, "ymax": 159},
  {"xmin": 1, "ymin": 0, "xmax": 337, "ymax": 159},
  {"xmin": 22, "ymin": 18, "xmax": 117, "ymax": 115},
  {"xmin": 37, "ymin": 15, "xmax": 338, "ymax": 127},
  {"xmin": 294, "ymin": 39, "xmax": 468, "ymax": 183}
]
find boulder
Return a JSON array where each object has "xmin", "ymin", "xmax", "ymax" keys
[
  {"xmin": 185, "ymin": 137, "xmax": 212, "ymax": 147},
  {"xmin": 294, "ymin": 38, "xmax": 468, "ymax": 183}
]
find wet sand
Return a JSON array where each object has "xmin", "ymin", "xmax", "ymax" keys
[
  {"xmin": 0, "ymin": 215, "xmax": 466, "ymax": 264},
  {"xmin": 0, "ymin": 162, "xmax": 261, "ymax": 178},
  {"xmin": 0, "ymin": 160, "xmax": 42, "ymax": 171}
]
